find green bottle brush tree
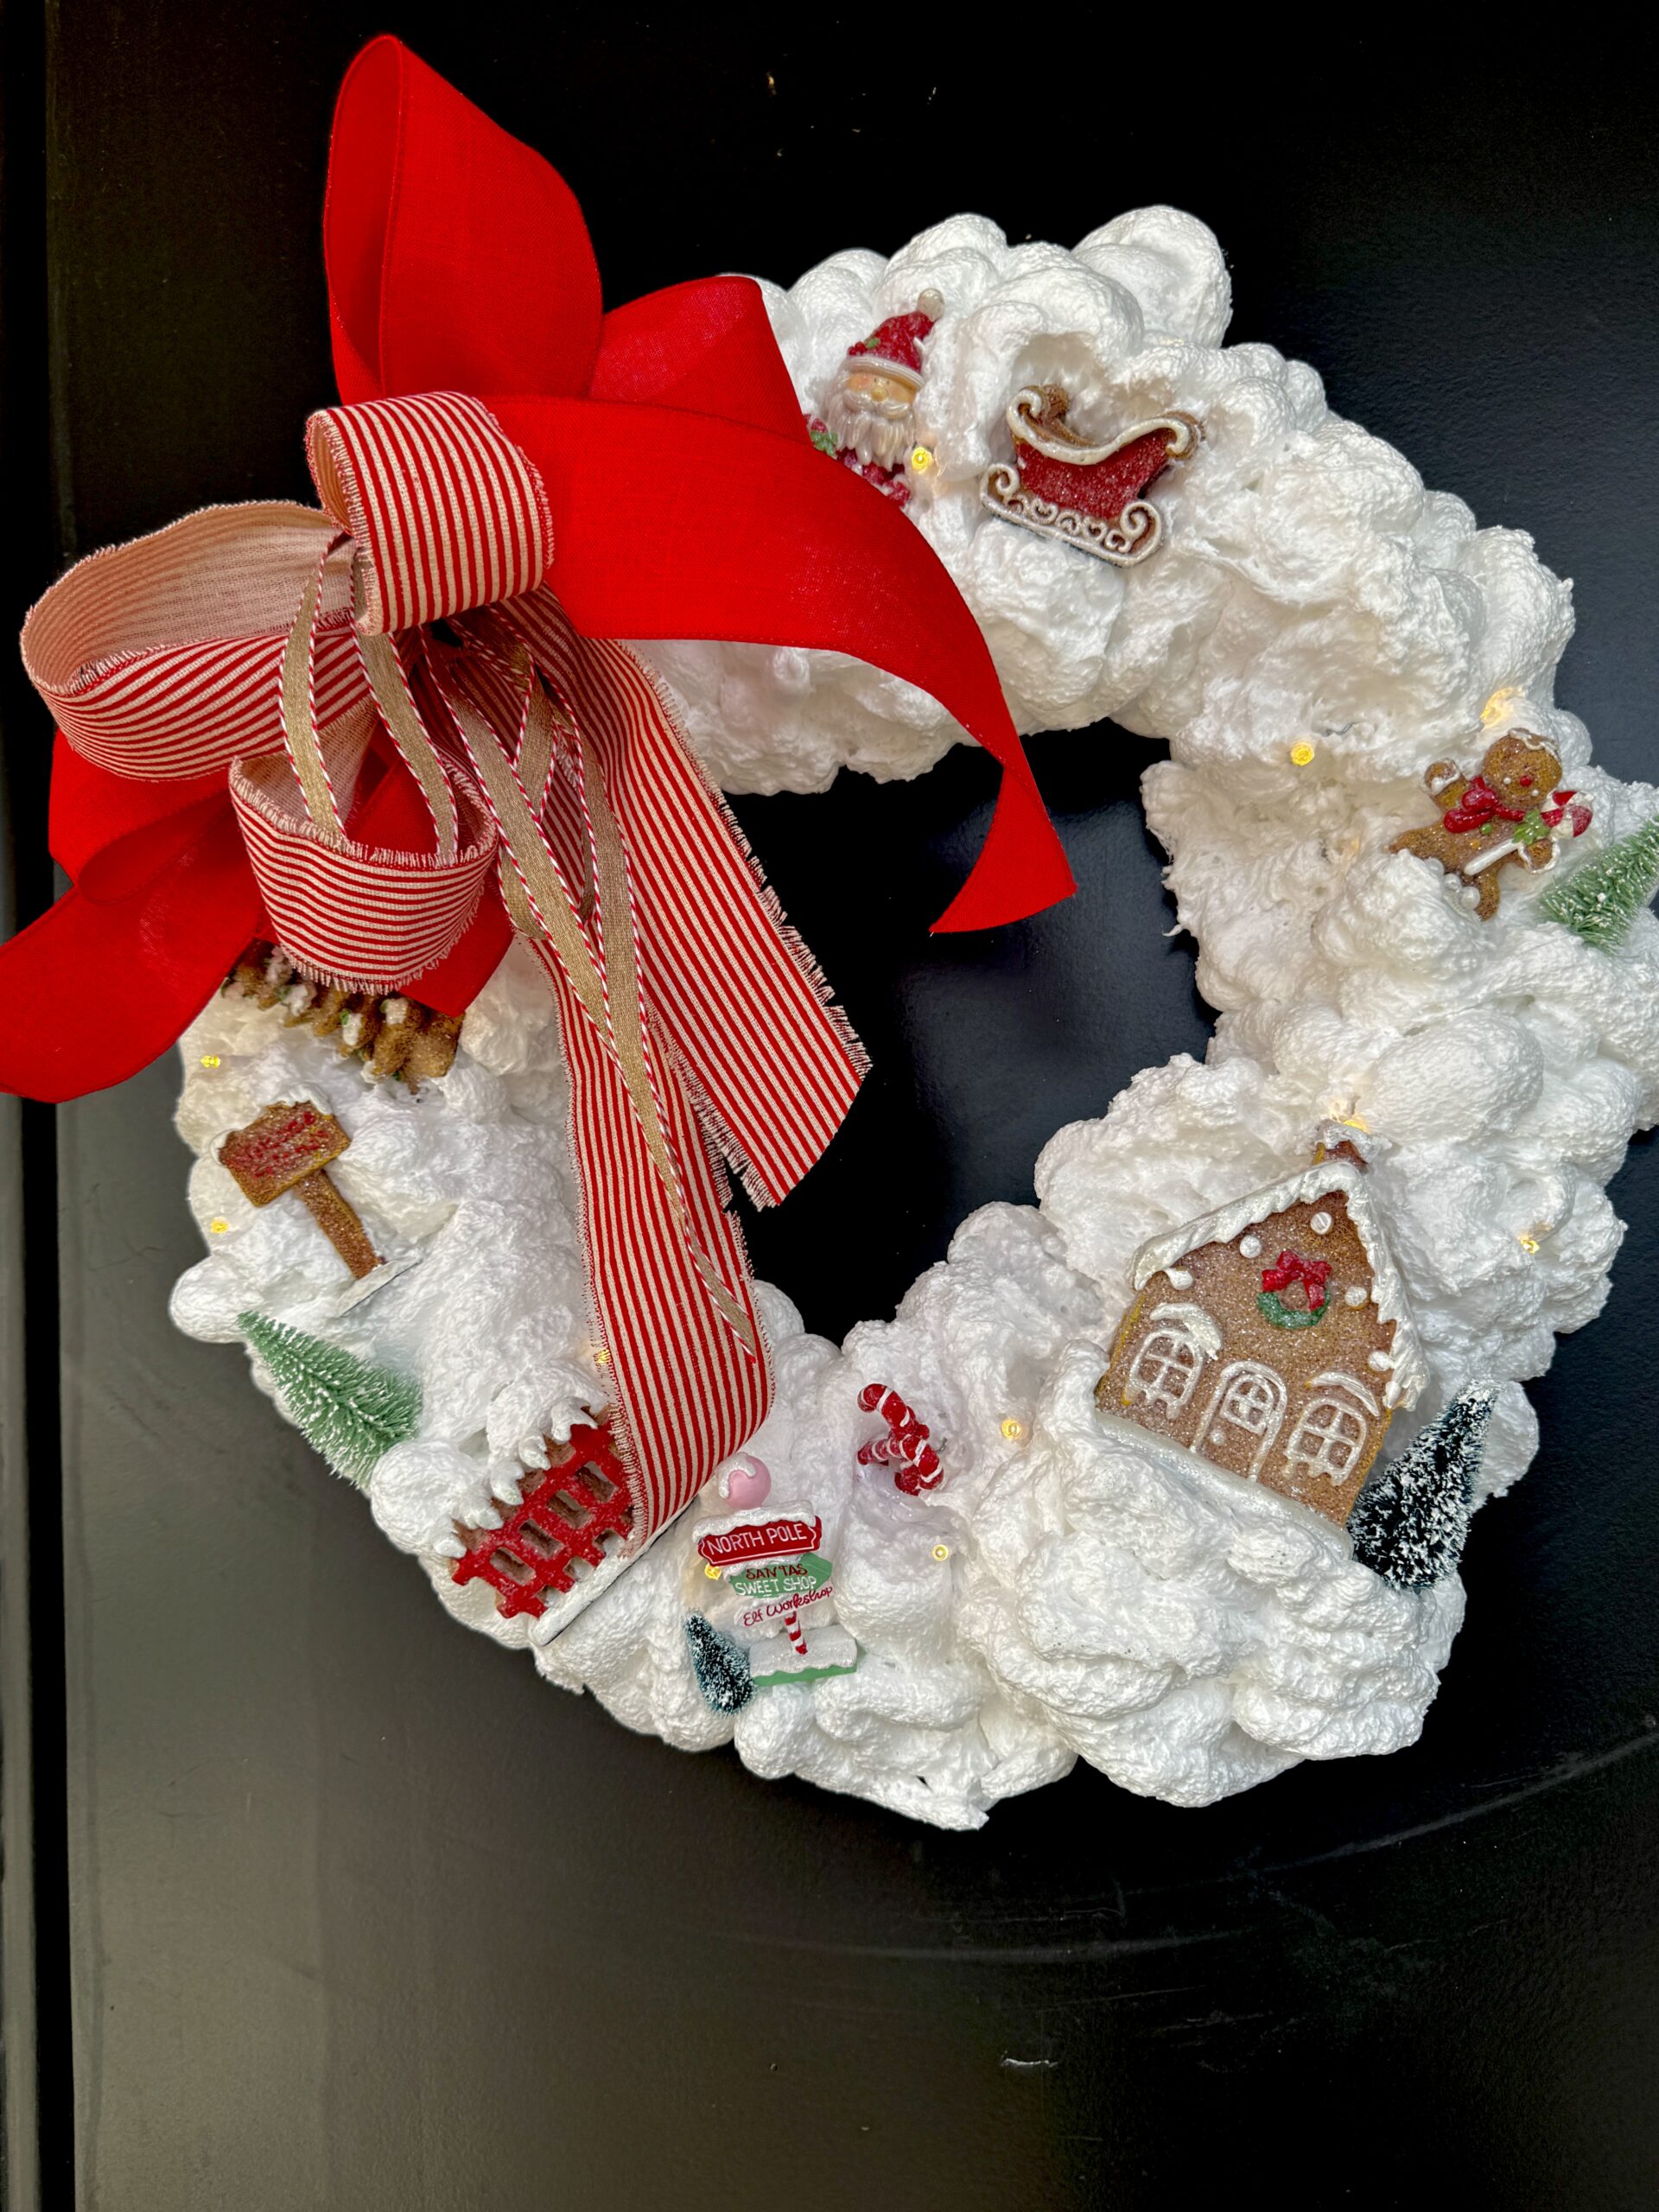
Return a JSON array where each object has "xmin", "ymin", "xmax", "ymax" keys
[{"xmin": 238, "ymin": 1312, "xmax": 421, "ymax": 1488}]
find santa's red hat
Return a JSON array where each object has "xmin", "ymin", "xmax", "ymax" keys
[{"xmin": 845, "ymin": 289, "xmax": 944, "ymax": 384}]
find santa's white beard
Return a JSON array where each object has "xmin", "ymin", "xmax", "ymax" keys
[{"xmin": 823, "ymin": 381, "xmax": 915, "ymax": 469}]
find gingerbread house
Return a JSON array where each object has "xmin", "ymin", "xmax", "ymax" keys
[{"xmin": 1096, "ymin": 1153, "xmax": 1427, "ymax": 1526}]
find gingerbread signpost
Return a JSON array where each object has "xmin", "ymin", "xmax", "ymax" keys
[{"xmin": 219, "ymin": 1102, "xmax": 381, "ymax": 1279}]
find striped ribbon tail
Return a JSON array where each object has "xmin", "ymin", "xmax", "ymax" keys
[
  {"xmin": 532, "ymin": 937, "xmax": 772, "ymax": 1541},
  {"xmin": 19, "ymin": 383, "xmax": 870, "ymax": 1597},
  {"xmin": 306, "ymin": 400, "xmax": 863, "ymax": 1548},
  {"xmin": 504, "ymin": 588, "xmax": 866, "ymax": 1205}
]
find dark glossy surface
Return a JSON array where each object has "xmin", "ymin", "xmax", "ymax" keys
[{"xmin": 7, "ymin": 11, "xmax": 1658, "ymax": 2207}]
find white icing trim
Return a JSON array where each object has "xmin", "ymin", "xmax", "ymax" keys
[
  {"xmin": 1005, "ymin": 391, "xmax": 1201, "ymax": 467},
  {"xmin": 1463, "ymin": 834, "xmax": 1522, "ymax": 878},
  {"xmin": 1132, "ymin": 1158, "xmax": 1427, "ymax": 1409},
  {"xmin": 1307, "ymin": 1370, "xmax": 1382, "ymax": 1418},
  {"xmin": 1145, "ymin": 1301, "xmax": 1224, "ymax": 1359},
  {"xmin": 981, "ymin": 465, "xmax": 1164, "ymax": 565}
]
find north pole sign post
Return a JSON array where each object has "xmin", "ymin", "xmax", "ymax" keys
[{"xmin": 696, "ymin": 1514, "xmax": 857, "ymax": 1685}]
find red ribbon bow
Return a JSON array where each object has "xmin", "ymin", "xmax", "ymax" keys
[
  {"xmin": 3, "ymin": 37, "xmax": 1073, "ymax": 1559},
  {"xmin": 1260, "ymin": 1250, "xmax": 1331, "ymax": 1309}
]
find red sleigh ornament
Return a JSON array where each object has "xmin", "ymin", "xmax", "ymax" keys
[{"xmin": 981, "ymin": 385, "xmax": 1201, "ymax": 565}]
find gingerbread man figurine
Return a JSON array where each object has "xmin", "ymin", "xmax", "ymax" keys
[{"xmin": 1390, "ymin": 730, "xmax": 1592, "ymax": 919}]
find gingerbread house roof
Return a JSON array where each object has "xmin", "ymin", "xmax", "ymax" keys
[{"xmin": 1129, "ymin": 1155, "xmax": 1428, "ymax": 1408}]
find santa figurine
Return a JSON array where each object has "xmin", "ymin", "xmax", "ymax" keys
[{"xmin": 810, "ymin": 290, "xmax": 944, "ymax": 507}]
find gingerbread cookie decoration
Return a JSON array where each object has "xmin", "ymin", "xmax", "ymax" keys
[{"xmin": 1390, "ymin": 730, "xmax": 1592, "ymax": 919}]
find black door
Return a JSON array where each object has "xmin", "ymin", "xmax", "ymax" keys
[{"xmin": 4, "ymin": 11, "xmax": 1658, "ymax": 2207}]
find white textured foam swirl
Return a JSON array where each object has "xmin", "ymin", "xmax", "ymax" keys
[{"xmin": 169, "ymin": 205, "xmax": 1659, "ymax": 1827}]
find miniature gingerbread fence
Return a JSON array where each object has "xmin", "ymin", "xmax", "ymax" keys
[{"xmin": 451, "ymin": 1424, "xmax": 634, "ymax": 1621}]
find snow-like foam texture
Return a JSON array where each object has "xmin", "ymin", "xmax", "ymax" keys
[
  {"xmin": 645, "ymin": 207, "xmax": 1571, "ymax": 798},
  {"xmin": 170, "ymin": 206, "xmax": 1659, "ymax": 1826}
]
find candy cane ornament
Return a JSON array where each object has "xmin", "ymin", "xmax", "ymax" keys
[{"xmin": 857, "ymin": 1382, "xmax": 944, "ymax": 1494}]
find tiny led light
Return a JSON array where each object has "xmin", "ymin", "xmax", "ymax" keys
[
  {"xmin": 932, "ymin": 1544, "xmax": 950, "ymax": 1561},
  {"xmin": 200, "ymin": 1054, "xmax": 221, "ymax": 1070},
  {"xmin": 1000, "ymin": 1416, "xmax": 1026, "ymax": 1442},
  {"xmin": 1482, "ymin": 685, "xmax": 1523, "ymax": 727},
  {"xmin": 704, "ymin": 1562, "xmax": 722, "ymax": 1580},
  {"xmin": 1289, "ymin": 741, "xmax": 1317, "ymax": 766},
  {"xmin": 209, "ymin": 1217, "xmax": 229, "ymax": 1235},
  {"xmin": 910, "ymin": 445, "xmax": 935, "ymax": 472}
]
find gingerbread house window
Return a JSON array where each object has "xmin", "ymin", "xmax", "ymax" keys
[
  {"xmin": 1286, "ymin": 1394, "xmax": 1369, "ymax": 1484},
  {"xmin": 1216, "ymin": 1364, "xmax": 1284, "ymax": 1439},
  {"xmin": 1199, "ymin": 1360, "xmax": 1287, "ymax": 1475},
  {"xmin": 1128, "ymin": 1324, "xmax": 1207, "ymax": 1414}
]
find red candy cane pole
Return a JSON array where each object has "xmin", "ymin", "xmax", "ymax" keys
[{"xmin": 858, "ymin": 1382, "xmax": 944, "ymax": 1492}]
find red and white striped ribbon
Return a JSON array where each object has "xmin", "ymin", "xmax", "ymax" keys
[
  {"xmin": 20, "ymin": 391, "xmax": 865, "ymax": 1562},
  {"xmin": 308, "ymin": 391, "xmax": 553, "ymax": 635}
]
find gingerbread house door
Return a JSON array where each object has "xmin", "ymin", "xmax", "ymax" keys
[{"xmin": 1194, "ymin": 1360, "xmax": 1287, "ymax": 1479}]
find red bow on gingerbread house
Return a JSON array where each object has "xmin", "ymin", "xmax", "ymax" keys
[{"xmin": 3, "ymin": 38, "xmax": 1073, "ymax": 1551}]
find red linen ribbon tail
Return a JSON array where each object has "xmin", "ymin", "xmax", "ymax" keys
[
  {"xmin": 325, "ymin": 34, "xmax": 1072, "ymax": 937},
  {"xmin": 0, "ymin": 816, "xmax": 262, "ymax": 1103},
  {"xmin": 488, "ymin": 394, "xmax": 1074, "ymax": 934}
]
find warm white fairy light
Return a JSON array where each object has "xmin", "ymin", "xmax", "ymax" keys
[{"xmin": 1481, "ymin": 685, "xmax": 1524, "ymax": 727}]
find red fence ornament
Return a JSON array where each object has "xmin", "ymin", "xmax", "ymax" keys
[{"xmin": 2, "ymin": 37, "xmax": 1072, "ymax": 1581}]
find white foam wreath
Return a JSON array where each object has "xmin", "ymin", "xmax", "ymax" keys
[{"xmin": 168, "ymin": 208, "xmax": 1659, "ymax": 1827}]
